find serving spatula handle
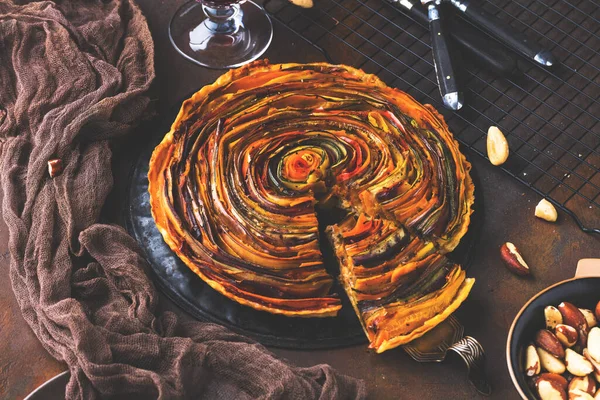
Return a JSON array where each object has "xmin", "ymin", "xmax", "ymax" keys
[{"xmin": 448, "ymin": 336, "xmax": 492, "ymax": 396}]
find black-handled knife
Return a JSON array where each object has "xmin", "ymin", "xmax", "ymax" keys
[
  {"xmin": 422, "ymin": 0, "xmax": 463, "ymax": 110},
  {"xmin": 448, "ymin": 0, "xmax": 556, "ymax": 67},
  {"xmin": 449, "ymin": 18, "xmax": 518, "ymax": 77},
  {"xmin": 389, "ymin": 0, "xmax": 518, "ymax": 77}
]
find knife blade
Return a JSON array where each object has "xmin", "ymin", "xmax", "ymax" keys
[
  {"xmin": 387, "ymin": 0, "xmax": 519, "ymax": 77},
  {"xmin": 448, "ymin": 0, "xmax": 556, "ymax": 67}
]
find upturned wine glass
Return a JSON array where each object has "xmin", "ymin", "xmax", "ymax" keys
[{"xmin": 169, "ymin": 0, "xmax": 273, "ymax": 69}]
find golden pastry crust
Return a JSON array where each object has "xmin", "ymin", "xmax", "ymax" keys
[
  {"xmin": 148, "ymin": 61, "xmax": 475, "ymax": 334},
  {"xmin": 372, "ymin": 278, "xmax": 475, "ymax": 353}
]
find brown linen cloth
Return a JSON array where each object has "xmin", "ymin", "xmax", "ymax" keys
[{"xmin": 0, "ymin": 1, "xmax": 367, "ymax": 398}]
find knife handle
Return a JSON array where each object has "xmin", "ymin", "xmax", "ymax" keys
[
  {"xmin": 449, "ymin": 0, "xmax": 555, "ymax": 67},
  {"xmin": 428, "ymin": 3, "xmax": 463, "ymax": 110}
]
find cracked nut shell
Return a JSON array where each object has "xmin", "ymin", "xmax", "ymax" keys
[
  {"xmin": 569, "ymin": 375, "xmax": 596, "ymax": 397},
  {"xmin": 555, "ymin": 324, "xmax": 578, "ymax": 348},
  {"xmin": 558, "ymin": 302, "xmax": 589, "ymax": 348},
  {"xmin": 588, "ymin": 327, "xmax": 600, "ymax": 364},
  {"xmin": 546, "ymin": 306, "xmax": 564, "ymax": 330},
  {"xmin": 535, "ymin": 199, "xmax": 558, "ymax": 222},
  {"xmin": 48, "ymin": 158, "xmax": 63, "ymax": 178},
  {"xmin": 565, "ymin": 348, "xmax": 594, "ymax": 377},
  {"xmin": 534, "ymin": 373, "xmax": 568, "ymax": 400},
  {"xmin": 580, "ymin": 309, "xmax": 598, "ymax": 329},
  {"xmin": 570, "ymin": 389, "xmax": 595, "ymax": 400},
  {"xmin": 525, "ymin": 344, "xmax": 541, "ymax": 376},
  {"xmin": 537, "ymin": 347, "xmax": 566, "ymax": 374},
  {"xmin": 535, "ymin": 329, "xmax": 565, "ymax": 359},
  {"xmin": 583, "ymin": 348, "xmax": 600, "ymax": 383},
  {"xmin": 500, "ymin": 242, "xmax": 530, "ymax": 276},
  {"xmin": 487, "ymin": 126, "xmax": 509, "ymax": 166}
]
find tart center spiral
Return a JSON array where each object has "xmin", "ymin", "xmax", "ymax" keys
[{"xmin": 280, "ymin": 147, "xmax": 329, "ymax": 192}]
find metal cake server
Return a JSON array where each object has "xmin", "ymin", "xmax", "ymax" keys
[{"xmin": 403, "ymin": 315, "xmax": 492, "ymax": 396}]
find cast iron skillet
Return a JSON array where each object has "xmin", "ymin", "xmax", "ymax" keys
[{"xmin": 507, "ymin": 259, "xmax": 600, "ymax": 399}]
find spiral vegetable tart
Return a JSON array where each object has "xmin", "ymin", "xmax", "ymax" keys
[{"xmin": 148, "ymin": 61, "xmax": 475, "ymax": 351}]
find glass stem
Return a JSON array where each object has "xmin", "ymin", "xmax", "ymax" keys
[{"xmin": 202, "ymin": 4, "xmax": 241, "ymax": 34}]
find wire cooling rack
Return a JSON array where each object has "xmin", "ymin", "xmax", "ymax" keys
[{"xmin": 264, "ymin": 0, "xmax": 600, "ymax": 234}]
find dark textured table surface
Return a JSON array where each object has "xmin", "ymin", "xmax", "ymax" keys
[{"xmin": 1, "ymin": 1, "xmax": 599, "ymax": 399}]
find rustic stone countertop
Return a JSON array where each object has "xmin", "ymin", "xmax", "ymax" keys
[{"xmin": 1, "ymin": 1, "xmax": 599, "ymax": 399}]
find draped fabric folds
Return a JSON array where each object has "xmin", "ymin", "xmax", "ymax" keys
[{"xmin": 0, "ymin": 1, "xmax": 366, "ymax": 398}]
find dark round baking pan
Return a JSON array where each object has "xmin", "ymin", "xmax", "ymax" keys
[{"xmin": 124, "ymin": 97, "xmax": 484, "ymax": 349}]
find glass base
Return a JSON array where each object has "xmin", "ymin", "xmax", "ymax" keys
[{"xmin": 169, "ymin": 0, "xmax": 273, "ymax": 69}]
